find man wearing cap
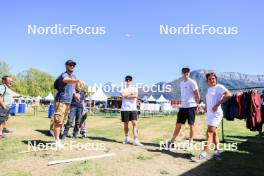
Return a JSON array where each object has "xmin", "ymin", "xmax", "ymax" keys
[
  {"xmin": 52, "ymin": 60, "xmax": 84, "ymax": 148},
  {"xmin": 167, "ymin": 68, "xmax": 200, "ymax": 150},
  {"xmin": 120, "ymin": 75, "xmax": 143, "ymax": 147}
]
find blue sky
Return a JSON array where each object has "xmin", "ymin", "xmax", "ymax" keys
[{"xmin": 0, "ymin": 0, "xmax": 263, "ymax": 85}]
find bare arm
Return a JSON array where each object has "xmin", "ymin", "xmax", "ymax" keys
[
  {"xmin": 194, "ymin": 89, "xmax": 200, "ymax": 105},
  {"xmin": 212, "ymin": 91, "xmax": 232, "ymax": 112},
  {"xmin": 0, "ymin": 95, "xmax": 6, "ymax": 109},
  {"xmin": 63, "ymin": 77, "xmax": 82, "ymax": 84}
]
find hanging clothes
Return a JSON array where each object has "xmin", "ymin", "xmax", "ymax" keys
[
  {"xmin": 223, "ymin": 94, "xmax": 238, "ymax": 121},
  {"xmin": 247, "ymin": 90, "xmax": 262, "ymax": 131},
  {"xmin": 236, "ymin": 93, "xmax": 244, "ymax": 119},
  {"xmin": 261, "ymin": 93, "xmax": 264, "ymax": 123}
]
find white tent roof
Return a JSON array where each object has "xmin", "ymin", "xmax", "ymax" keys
[
  {"xmin": 91, "ymin": 88, "xmax": 108, "ymax": 101},
  {"xmin": 147, "ymin": 95, "xmax": 156, "ymax": 102},
  {"xmin": 45, "ymin": 92, "xmax": 54, "ymax": 101},
  {"xmin": 156, "ymin": 94, "xmax": 169, "ymax": 103}
]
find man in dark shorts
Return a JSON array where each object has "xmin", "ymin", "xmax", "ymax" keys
[
  {"xmin": 120, "ymin": 75, "xmax": 143, "ymax": 147},
  {"xmin": 168, "ymin": 68, "xmax": 200, "ymax": 150}
]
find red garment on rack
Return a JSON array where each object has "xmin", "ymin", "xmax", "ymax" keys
[
  {"xmin": 249, "ymin": 90, "xmax": 262, "ymax": 131},
  {"xmin": 236, "ymin": 93, "xmax": 244, "ymax": 119}
]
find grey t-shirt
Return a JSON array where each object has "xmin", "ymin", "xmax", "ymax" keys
[{"xmin": 55, "ymin": 72, "xmax": 76, "ymax": 104}]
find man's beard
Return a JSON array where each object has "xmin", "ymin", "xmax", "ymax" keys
[{"xmin": 67, "ymin": 69, "xmax": 73, "ymax": 73}]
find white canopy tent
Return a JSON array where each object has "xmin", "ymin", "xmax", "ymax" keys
[
  {"xmin": 156, "ymin": 94, "xmax": 169, "ymax": 103},
  {"xmin": 45, "ymin": 92, "xmax": 54, "ymax": 101},
  {"xmin": 91, "ymin": 88, "xmax": 108, "ymax": 101},
  {"xmin": 147, "ymin": 95, "xmax": 156, "ymax": 102},
  {"xmin": 91, "ymin": 88, "xmax": 108, "ymax": 108}
]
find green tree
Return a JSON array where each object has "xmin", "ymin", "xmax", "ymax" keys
[
  {"xmin": 0, "ymin": 60, "xmax": 11, "ymax": 79},
  {"xmin": 12, "ymin": 68, "xmax": 55, "ymax": 97}
]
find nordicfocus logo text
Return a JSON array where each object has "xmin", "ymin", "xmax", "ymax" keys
[
  {"xmin": 160, "ymin": 24, "xmax": 239, "ymax": 35},
  {"xmin": 27, "ymin": 24, "xmax": 106, "ymax": 35}
]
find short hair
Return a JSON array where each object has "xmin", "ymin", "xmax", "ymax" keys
[
  {"xmin": 206, "ymin": 72, "xmax": 218, "ymax": 83},
  {"xmin": 125, "ymin": 75, "xmax": 133, "ymax": 81},
  {"xmin": 2, "ymin": 75, "xmax": 10, "ymax": 81},
  {"xmin": 182, "ymin": 67, "xmax": 190, "ymax": 73}
]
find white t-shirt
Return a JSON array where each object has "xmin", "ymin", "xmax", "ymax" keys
[
  {"xmin": 121, "ymin": 86, "xmax": 138, "ymax": 111},
  {"xmin": 180, "ymin": 78, "xmax": 198, "ymax": 108},
  {"xmin": 0, "ymin": 84, "xmax": 13, "ymax": 106},
  {"xmin": 206, "ymin": 84, "xmax": 228, "ymax": 119}
]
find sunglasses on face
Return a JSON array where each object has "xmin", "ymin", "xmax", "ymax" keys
[{"xmin": 68, "ymin": 64, "xmax": 75, "ymax": 67}]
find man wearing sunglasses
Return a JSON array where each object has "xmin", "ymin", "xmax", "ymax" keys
[
  {"xmin": 52, "ymin": 60, "xmax": 84, "ymax": 149},
  {"xmin": 120, "ymin": 75, "xmax": 143, "ymax": 147},
  {"xmin": 0, "ymin": 75, "xmax": 13, "ymax": 139}
]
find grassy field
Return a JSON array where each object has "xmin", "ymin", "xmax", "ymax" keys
[{"xmin": 0, "ymin": 110, "xmax": 263, "ymax": 176}]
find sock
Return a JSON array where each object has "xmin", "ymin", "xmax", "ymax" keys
[{"xmin": 201, "ymin": 151, "xmax": 207, "ymax": 157}]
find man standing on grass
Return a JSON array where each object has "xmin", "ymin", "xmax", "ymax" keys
[
  {"xmin": 52, "ymin": 60, "xmax": 84, "ymax": 148},
  {"xmin": 120, "ymin": 75, "xmax": 143, "ymax": 147},
  {"xmin": 167, "ymin": 68, "xmax": 200, "ymax": 150},
  {"xmin": 0, "ymin": 75, "xmax": 13, "ymax": 139}
]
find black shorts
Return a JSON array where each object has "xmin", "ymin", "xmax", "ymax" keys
[
  {"xmin": 121, "ymin": 111, "xmax": 138, "ymax": 122},
  {"xmin": 177, "ymin": 107, "xmax": 196, "ymax": 125}
]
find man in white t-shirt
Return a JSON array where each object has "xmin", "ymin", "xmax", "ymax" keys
[
  {"xmin": 120, "ymin": 75, "xmax": 143, "ymax": 147},
  {"xmin": 168, "ymin": 68, "xmax": 200, "ymax": 149},
  {"xmin": 0, "ymin": 75, "xmax": 14, "ymax": 139}
]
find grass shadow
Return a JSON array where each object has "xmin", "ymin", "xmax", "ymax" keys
[
  {"xmin": 88, "ymin": 136, "xmax": 121, "ymax": 144},
  {"xmin": 35, "ymin": 129, "xmax": 52, "ymax": 137}
]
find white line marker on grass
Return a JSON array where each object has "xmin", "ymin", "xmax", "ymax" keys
[{"xmin": 47, "ymin": 153, "xmax": 116, "ymax": 166}]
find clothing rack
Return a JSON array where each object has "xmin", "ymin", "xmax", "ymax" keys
[{"xmin": 221, "ymin": 86, "xmax": 264, "ymax": 143}]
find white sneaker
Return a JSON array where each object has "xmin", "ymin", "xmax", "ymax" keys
[
  {"xmin": 133, "ymin": 140, "xmax": 144, "ymax": 147},
  {"xmin": 55, "ymin": 140, "xmax": 64, "ymax": 150},
  {"xmin": 123, "ymin": 138, "xmax": 130, "ymax": 144},
  {"xmin": 191, "ymin": 152, "xmax": 207, "ymax": 162}
]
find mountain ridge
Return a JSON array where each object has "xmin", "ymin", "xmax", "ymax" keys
[{"xmin": 138, "ymin": 69, "xmax": 264, "ymax": 100}]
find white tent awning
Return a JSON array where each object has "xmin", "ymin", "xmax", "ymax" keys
[
  {"xmin": 156, "ymin": 94, "xmax": 168, "ymax": 103},
  {"xmin": 147, "ymin": 95, "xmax": 156, "ymax": 102},
  {"xmin": 45, "ymin": 92, "xmax": 54, "ymax": 101},
  {"xmin": 91, "ymin": 88, "xmax": 108, "ymax": 101}
]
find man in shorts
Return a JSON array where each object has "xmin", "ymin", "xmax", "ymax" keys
[
  {"xmin": 53, "ymin": 60, "xmax": 84, "ymax": 148},
  {"xmin": 0, "ymin": 75, "xmax": 13, "ymax": 139},
  {"xmin": 120, "ymin": 75, "xmax": 143, "ymax": 147},
  {"xmin": 168, "ymin": 68, "xmax": 200, "ymax": 149}
]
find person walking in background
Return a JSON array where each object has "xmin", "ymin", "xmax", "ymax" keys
[
  {"xmin": 52, "ymin": 60, "xmax": 84, "ymax": 148},
  {"xmin": 167, "ymin": 68, "xmax": 200, "ymax": 150},
  {"xmin": 191, "ymin": 72, "xmax": 231, "ymax": 162},
  {"xmin": 120, "ymin": 75, "xmax": 143, "ymax": 147},
  {"xmin": 62, "ymin": 81, "xmax": 86, "ymax": 139},
  {"xmin": 0, "ymin": 75, "xmax": 13, "ymax": 139}
]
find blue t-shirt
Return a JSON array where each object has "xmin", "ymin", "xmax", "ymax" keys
[
  {"xmin": 55, "ymin": 72, "xmax": 76, "ymax": 104},
  {"xmin": 71, "ymin": 91, "xmax": 86, "ymax": 108}
]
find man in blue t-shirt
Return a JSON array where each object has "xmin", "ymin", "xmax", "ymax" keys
[{"xmin": 52, "ymin": 60, "xmax": 84, "ymax": 149}]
